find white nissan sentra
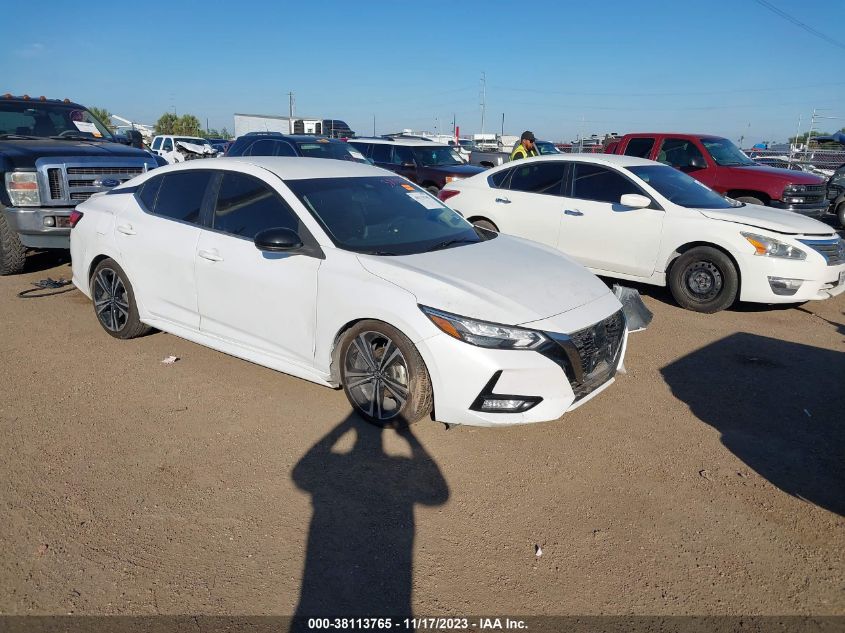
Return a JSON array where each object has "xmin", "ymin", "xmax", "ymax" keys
[
  {"xmin": 441, "ymin": 154, "xmax": 845, "ymax": 313},
  {"xmin": 70, "ymin": 158, "xmax": 628, "ymax": 427}
]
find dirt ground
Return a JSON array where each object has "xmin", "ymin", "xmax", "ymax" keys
[{"xmin": 0, "ymin": 250, "xmax": 843, "ymax": 618}]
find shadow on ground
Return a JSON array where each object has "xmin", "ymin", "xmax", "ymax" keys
[
  {"xmin": 291, "ymin": 415, "xmax": 449, "ymax": 622},
  {"xmin": 661, "ymin": 332, "xmax": 845, "ymax": 516},
  {"xmin": 23, "ymin": 249, "xmax": 71, "ymax": 275}
]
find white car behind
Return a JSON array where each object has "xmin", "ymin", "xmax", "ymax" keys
[
  {"xmin": 70, "ymin": 158, "xmax": 628, "ymax": 427},
  {"xmin": 441, "ymin": 154, "xmax": 845, "ymax": 313}
]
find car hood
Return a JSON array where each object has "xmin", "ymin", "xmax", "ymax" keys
[
  {"xmin": 356, "ymin": 234, "xmax": 613, "ymax": 325},
  {"xmin": 0, "ymin": 138, "xmax": 152, "ymax": 168},
  {"xmin": 697, "ymin": 204, "xmax": 834, "ymax": 235},
  {"xmin": 424, "ymin": 163, "xmax": 486, "ymax": 177},
  {"xmin": 730, "ymin": 164, "xmax": 825, "ymax": 185}
]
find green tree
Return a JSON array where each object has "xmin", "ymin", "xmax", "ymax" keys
[
  {"xmin": 154, "ymin": 112, "xmax": 178, "ymax": 135},
  {"xmin": 174, "ymin": 114, "xmax": 202, "ymax": 136},
  {"xmin": 89, "ymin": 106, "xmax": 114, "ymax": 132},
  {"xmin": 220, "ymin": 127, "xmax": 231, "ymax": 139}
]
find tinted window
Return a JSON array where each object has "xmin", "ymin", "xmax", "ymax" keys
[
  {"xmin": 831, "ymin": 166, "xmax": 845, "ymax": 187},
  {"xmin": 658, "ymin": 138, "xmax": 705, "ymax": 169},
  {"xmin": 371, "ymin": 144, "xmax": 392, "ymax": 163},
  {"xmin": 624, "ymin": 137, "xmax": 655, "ymax": 158},
  {"xmin": 394, "ymin": 146, "xmax": 415, "ymax": 164},
  {"xmin": 347, "ymin": 142, "xmax": 371, "ymax": 157},
  {"xmin": 151, "ymin": 137, "xmax": 162, "ymax": 150},
  {"xmin": 248, "ymin": 139, "xmax": 297, "ymax": 157},
  {"xmin": 162, "ymin": 138, "xmax": 173, "ymax": 151},
  {"xmin": 508, "ymin": 162, "xmax": 566, "ymax": 195},
  {"xmin": 571, "ymin": 164, "xmax": 642, "ymax": 203},
  {"xmin": 153, "ymin": 171, "xmax": 212, "ymax": 223},
  {"xmin": 138, "ymin": 176, "xmax": 162, "ymax": 211},
  {"xmin": 489, "ymin": 168, "xmax": 511, "ymax": 188},
  {"xmin": 213, "ymin": 172, "xmax": 298, "ymax": 238},
  {"xmin": 296, "ymin": 141, "xmax": 357, "ymax": 161}
]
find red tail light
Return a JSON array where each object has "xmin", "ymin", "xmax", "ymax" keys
[
  {"xmin": 438, "ymin": 189, "xmax": 460, "ymax": 202},
  {"xmin": 68, "ymin": 209, "xmax": 84, "ymax": 228}
]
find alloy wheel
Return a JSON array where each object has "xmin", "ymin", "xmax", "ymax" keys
[
  {"xmin": 93, "ymin": 267, "xmax": 130, "ymax": 332},
  {"xmin": 343, "ymin": 331, "xmax": 410, "ymax": 421}
]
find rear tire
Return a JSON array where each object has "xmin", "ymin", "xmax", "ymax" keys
[
  {"xmin": 426, "ymin": 185, "xmax": 440, "ymax": 196},
  {"xmin": 339, "ymin": 321, "xmax": 433, "ymax": 428},
  {"xmin": 90, "ymin": 258, "xmax": 150, "ymax": 339},
  {"xmin": 736, "ymin": 196, "xmax": 764, "ymax": 206},
  {"xmin": 471, "ymin": 218, "xmax": 498, "ymax": 232},
  {"xmin": 668, "ymin": 247, "xmax": 738, "ymax": 313},
  {"xmin": 0, "ymin": 213, "xmax": 26, "ymax": 276}
]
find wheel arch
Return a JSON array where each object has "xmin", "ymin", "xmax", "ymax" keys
[
  {"xmin": 466, "ymin": 215, "xmax": 499, "ymax": 230},
  {"xmin": 664, "ymin": 241, "xmax": 743, "ymax": 293},
  {"xmin": 725, "ymin": 189, "xmax": 771, "ymax": 205}
]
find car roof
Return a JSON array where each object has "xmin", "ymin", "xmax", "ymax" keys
[
  {"xmin": 622, "ymin": 132, "xmax": 723, "ymax": 139},
  {"xmin": 156, "ymin": 156, "xmax": 392, "ymax": 180},
  {"xmin": 349, "ymin": 137, "xmax": 447, "ymax": 147},
  {"xmin": 238, "ymin": 133, "xmax": 343, "ymax": 143},
  {"xmin": 491, "ymin": 153, "xmax": 658, "ymax": 168}
]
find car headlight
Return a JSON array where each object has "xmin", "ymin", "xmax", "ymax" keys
[
  {"xmin": 784, "ymin": 184, "xmax": 807, "ymax": 194},
  {"xmin": 420, "ymin": 305, "xmax": 547, "ymax": 350},
  {"xmin": 741, "ymin": 232, "xmax": 807, "ymax": 260},
  {"xmin": 5, "ymin": 171, "xmax": 41, "ymax": 207}
]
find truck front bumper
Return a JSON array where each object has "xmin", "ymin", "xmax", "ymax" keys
[
  {"xmin": 769, "ymin": 200, "xmax": 828, "ymax": 219},
  {"xmin": 1, "ymin": 206, "xmax": 71, "ymax": 249}
]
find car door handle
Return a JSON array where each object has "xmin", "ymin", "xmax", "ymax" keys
[
  {"xmin": 564, "ymin": 209, "xmax": 584, "ymax": 216},
  {"xmin": 198, "ymin": 249, "xmax": 223, "ymax": 262},
  {"xmin": 116, "ymin": 224, "xmax": 136, "ymax": 235},
  {"xmin": 495, "ymin": 197, "xmax": 511, "ymax": 204}
]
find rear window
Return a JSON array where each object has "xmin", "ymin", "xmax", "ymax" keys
[
  {"xmin": 152, "ymin": 171, "xmax": 213, "ymax": 223},
  {"xmin": 624, "ymin": 137, "xmax": 655, "ymax": 158},
  {"xmin": 247, "ymin": 139, "xmax": 297, "ymax": 157}
]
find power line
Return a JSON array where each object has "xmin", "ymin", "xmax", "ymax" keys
[
  {"xmin": 753, "ymin": 0, "xmax": 845, "ymax": 50},
  {"xmin": 490, "ymin": 81, "xmax": 845, "ymax": 98}
]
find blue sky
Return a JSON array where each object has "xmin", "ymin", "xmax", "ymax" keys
[{"xmin": 3, "ymin": 0, "xmax": 844, "ymax": 144}]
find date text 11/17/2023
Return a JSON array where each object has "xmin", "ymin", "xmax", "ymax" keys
[{"xmin": 305, "ymin": 617, "xmax": 528, "ymax": 630}]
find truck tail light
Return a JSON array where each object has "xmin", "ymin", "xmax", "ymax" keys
[
  {"xmin": 68, "ymin": 209, "xmax": 84, "ymax": 228},
  {"xmin": 438, "ymin": 189, "xmax": 460, "ymax": 202}
]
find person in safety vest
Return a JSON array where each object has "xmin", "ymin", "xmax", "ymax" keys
[{"xmin": 510, "ymin": 130, "xmax": 539, "ymax": 161}]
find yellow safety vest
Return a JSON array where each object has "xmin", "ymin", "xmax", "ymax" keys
[{"xmin": 510, "ymin": 143, "xmax": 538, "ymax": 161}]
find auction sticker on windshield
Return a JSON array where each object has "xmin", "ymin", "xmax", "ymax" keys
[
  {"xmin": 407, "ymin": 191, "xmax": 443, "ymax": 209},
  {"xmin": 73, "ymin": 120, "xmax": 101, "ymax": 137}
]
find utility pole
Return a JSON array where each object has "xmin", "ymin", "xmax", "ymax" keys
[
  {"xmin": 789, "ymin": 114, "xmax": 802, "ymax": 166},
  {"xmin": 288, "ymin": 92, "xmax": 295, "ymax": 134},
  {"xmin": 480, "ymin": 72, "xmax": 486, "ymax": 138},
  {"xmin": 501, "ymin": 112, "xmax": 505, "ymax": 137},
  {"xmin": 373, "ymin": 114, "xmax": 376, "ymax": 136},
  {"xmin": 452, "ymin": 113, "xmax": 456, "ymax": 135}
]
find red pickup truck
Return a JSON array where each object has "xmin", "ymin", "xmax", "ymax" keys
[{"xmin": 605, "ymin": 133, "xmax": 827, "ymax": 217}]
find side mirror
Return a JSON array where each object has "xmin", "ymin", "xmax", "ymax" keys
[
  {"xmin": 254, "ymin": 227, "xmax": 303, "ymax": 252},
  {"xmin": 401, "ymin": 162, "xmax": 415, "ymax": 169},
  {"xmin": 689, "ymin": 156, "xmax": 707, "ymax": 169},
  {"xmin": 620, "ymin": 193, "xmax": 652, "ymax": 209}
]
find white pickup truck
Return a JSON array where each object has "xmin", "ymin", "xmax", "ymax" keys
[{"xmin": 150, "ymin": 135, "xmax": 219, "ymax": 164}]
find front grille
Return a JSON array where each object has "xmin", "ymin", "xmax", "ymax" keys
[
  {"xmin": 66, "ymin": 167, "xmax": 144, "ymax": 177},
  {"xmin": 70, "ymin": 192, "xmax": 93, "ymax": 201},
  {"xmin": 47, "ymin": 168, "xmax": 63, "ymax": 199},
  {"xmin": 540, "ymin": 310, "xmax": 626, "ymax": 402},
  {"xmin": 788, "ymin": 184, "xmax": 826, "ymax": 204},
  {"xmin": 36, "ymin": 159, "xmax": 152, "ymax": 206},
  {"xmin": 799, "ymin": 239, "xmax": 845, "ymax": 266}
]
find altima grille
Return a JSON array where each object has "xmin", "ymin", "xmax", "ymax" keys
[{"xmin": 799, "ymin": 238, "xmax": 845, "ymax": 266}]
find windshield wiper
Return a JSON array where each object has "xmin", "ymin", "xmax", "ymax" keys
[
  {"xmin": 428, "ymin": 238, "xmax": 478, "ymax": 252},
  {"xmin": 0, "ymin": 133, "xmax": 39, "ymax": 140}
]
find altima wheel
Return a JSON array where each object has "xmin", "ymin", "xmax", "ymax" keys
[
  {"xmin": 339, "ymin": 321, "xmax": 433, "ymax": 427},
  {"xmin": 668, "ymin": 246, "xmax": 738, "ymax": 313},
  {"xmin": 91, "ymin": 259, "xmax": 150, "ymax": 339}
]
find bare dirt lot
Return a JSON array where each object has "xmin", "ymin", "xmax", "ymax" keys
[{"xmin": 0, "ymin": 252, "xmax": 843, "ymax": 618}]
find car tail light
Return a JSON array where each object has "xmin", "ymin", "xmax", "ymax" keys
[
  {"xmin": 68, "ymin": 209, "xmax": 84, "ymax": 228},
  {"xmin": 438, "ymin": 189, "xmax": 460, "ymax": 202}
]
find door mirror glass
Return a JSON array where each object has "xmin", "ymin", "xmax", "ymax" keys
[
  {"xmin": 402, "ymin": 162, "xmax": 415, "ymax": 169},
  {"xmin": 620, "ymin": 193, "xmax": 652, "ymax": 209},
  {"xmin": 689, "ymin": 156, "xmax": 707, "ymax": 169},
  {"xmin": 254, "ymin": 227, "xmax": 303, "ymax": 252}
]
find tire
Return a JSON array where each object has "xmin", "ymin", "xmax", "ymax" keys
[
  {"xmin": 339, "ymin": 321, "xmax": 433, "ymax": 428},
  {"xmin": 471, "ymin": 219, "xmax": 498, "ymax": 232},
  {"xmin": 90, "ymin": 258, "xmax": 150, "ymax": 339},
  {"xmin": 426, "ymin": 185, "xmax": 440, "ymax": 196},
  {"xmin": 668, "ymin": 246, "xmax": 739, "ymax": 313},
  {"xmin": 0, "ymin": 213, "xmax": 27, "ymax": 276},
  {"xmin": 837, "ymin": 202, "xmax": 845, "ymax": 229},
  {"xmin": 736, "ymin": 196, "xmax": 764, "ymax": 206}
]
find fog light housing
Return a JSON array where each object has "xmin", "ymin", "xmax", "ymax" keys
[
  {"xmin": 768, "ymin": 276, "xmax": 803, "ymax": 296},
  {"xmin": 469, "ymin": 371, "xmax": 543, "ymax": 413},
  {"xmin": 43, "ymin": 216, "xmax": 56, "ymax": 227},
  {"xmin": 482, "ymin": 398, "xmax": 530, "ymax": 411}
]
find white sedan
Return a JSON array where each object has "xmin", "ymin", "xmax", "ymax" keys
[
  {"xmin": 70, "ymin": 158, "xmax": 627, "ymax": 427},
  {"xmin": 441, "ymin": 154, "xmax": 845, "ymax": 313}
]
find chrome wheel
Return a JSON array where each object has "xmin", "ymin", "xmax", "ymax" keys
[
  {"xmin": 343, "ymin": 331, "xmax": 410, "ymax": 422},
  {"xmin": 93, "ymin": 267, "xmax": 130, "ymax": 332},
  {"xmin": 683, "ymin": 260, "xmax": 723, "ymax": 303}
]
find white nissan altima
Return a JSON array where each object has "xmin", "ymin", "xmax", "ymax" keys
[{"xmin": 70, "ymin": 158, "xmax": 627, "ymax": 427}]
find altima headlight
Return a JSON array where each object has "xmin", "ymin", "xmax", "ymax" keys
[
  {"xmin": 741, "ymin": 232, "xmax": 806, "ymax": 260},
  {"xmin": 5, "ymin": 171, "xmax": 41, "ymax": 207},
  {"xmin": 420, "ymin": 306, "xmax": 547, "ymax": 349}
]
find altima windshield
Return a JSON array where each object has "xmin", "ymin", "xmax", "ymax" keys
[
  {"xmin": 0, "ymin": 101, "xmax": 113, "ymax": 140},
  {"xmin": 700, "ymin": 137, "xmax": 755, "ymax": 166},
  {"xmin": 628, "ymin": 165, "xmax": 734, "ymax": 209},
  {"xmin": 413, "ymin": 146, "xmax": 464, "ymax": 166},
  {"xmin": 287, "ymin": 176, "xmax": 486, "ymax": 255}
]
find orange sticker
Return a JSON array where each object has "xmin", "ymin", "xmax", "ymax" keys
[{"xmin": 401, "ymin": 184, "xmax": 414, "ymax": 190}]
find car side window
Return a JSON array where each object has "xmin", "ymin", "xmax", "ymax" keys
[
  {"xmin": 570, "ymin": 164, "xmax": 644, "ymax": 204},
  {"xmin": 152, "ymin": 171, "xmax": 213, "ymax": 223},
  {"xmin": 348, "ymin": 142, "xmax": 371, "ymax": 158},
  {"xmin": 151, "ymin": 137, "xmax": 162, "ymax": 150},
  {"xmin": 831, "ymin": 167, "xmax": 845, "ymax": 187},
  {"xmin": 213, "ymin": 171, "xmax": 298, "ymax": 239},
  {"xmin": 137, "ymin": 176, "xmax": 163, "ymax": 211},
  {"xmin": 624, "ymin": 137, "xmax": 655, "ymax": 158},
  {"xmin": 248, "ymin": 139, "xmax": 297, "ymax": 157},
  {"xmin": 488, "ymin": 168, "xmax": 512, "ymax": 189},
  {"xmin": 394, "ymin": 146, "xmax": 415, "ymax": 165},
  {"xmin": 162, "ymin": 138, "xmax": 173, "ymax": 151},
  {"xmin": 371, "ymin": 144, "xmax": 392, "ymax": 163},
  {"xmin": 508, "ymin": 162, "xmax": 566, "ymax": 195},
  {"xmin": 658, "ymin": 138, "xmax": 706, "ymax": 169}
]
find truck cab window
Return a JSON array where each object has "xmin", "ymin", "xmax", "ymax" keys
[
  {"xmin": 658, "ymin": 138, "xmax": 706, "ymax": 170},
  {"xmin": 624, "ymin": 137, "xmax": 655, "ymax": 158}
]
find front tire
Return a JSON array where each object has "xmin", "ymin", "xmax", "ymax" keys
[
  {"xmin": 668, "ymin": 247, "xmax": 738, "ymax": 313},
  {"xmin": 339, "ymin": 321, "xmax": 433, "ymax": 428},
  {"xmin": 0, "ymin": 213, "xmax": 26, "ymax": 276},
  {"xmin": 836, "ymin": 202, "xmax": 845, "ymax": 229},
  {"xmin": 471, "ymin": 218, "xmax": 498, "ymax": 232},
  {"xmin": 426, "ymin": 185, "xmax": 440, "ymax": 196},
  {"xmin": 736, "ymin": 195, "xmax": 764, "ymax": 206},
  {"xmin": 90, "ymin": 258, "xmax": 150, "ymax": 339}
]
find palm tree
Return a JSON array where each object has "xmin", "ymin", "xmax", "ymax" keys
[{"xmin": 89, "ymin": 107, "xmax": 114, "ymax": 132}]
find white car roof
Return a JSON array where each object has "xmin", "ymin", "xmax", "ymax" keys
[
  {"xmin": 154, "ymin": 156, "xmax": 395, "ymax": 180},
  {"xmin": 493, "ymin": 153, "xmax": 658, "ymax": 169}
]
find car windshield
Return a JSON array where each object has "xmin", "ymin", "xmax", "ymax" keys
[
  {"xmin": 286, "ymin": 176, "xmax": 486, "ymax": 255},
  {"xmin": 296, "ymin": 141, "xmax": 359, "ymax": 161},
  {"xmin": 413, "ymin": 146, "xmax": 464, "ymax": 166},
  {"xmin": 832, "ymin": 165, "xmax": 845, "ymax": 187},
  {"xmin": 0, "ymin": 101, "xmax": 113, "ymax": 140},
  {"xmin": 700, "ymin": 137, "xmax": 755, "ymax": 166},
  {"xmin": 175, "ymin": 137, "xmax": 210, "ymax": 146},
  {"xmin": 536, "ymin": 141, "xmax": 560, "ymax": 155},
  {"xmin": 628, "ymin": 165, "xmax": 734, "ymax": 209}
]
